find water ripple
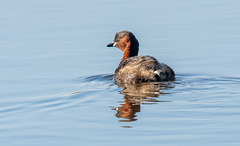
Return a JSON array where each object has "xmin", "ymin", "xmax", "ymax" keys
[{"xmin": 0, "ymin": 73, "xmax": 239, "ymax": 119}]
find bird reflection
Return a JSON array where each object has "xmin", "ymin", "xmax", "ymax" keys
[{"xmin": 113, "ymin": 82, "xmax": 174, "ymax": 122}]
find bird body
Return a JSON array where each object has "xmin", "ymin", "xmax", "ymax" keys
[{"xmin": 107, "ymin": 31, "xmax": 175, "ymax": 85}]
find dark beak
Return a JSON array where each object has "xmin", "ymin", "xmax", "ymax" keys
[{"xmin": 107, "ymin": 42, "xmax": 114, "ymax": 47}]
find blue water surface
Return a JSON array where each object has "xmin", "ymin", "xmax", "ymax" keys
[{"xmin": 0, "ymin": 0, "xmax": 240, "ymax": 146}]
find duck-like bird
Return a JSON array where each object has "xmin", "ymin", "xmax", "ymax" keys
[{"xmin": 107, "ymin": 31, "xmax": 175, "ymax": 85}]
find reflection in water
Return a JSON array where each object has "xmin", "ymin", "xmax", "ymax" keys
[
  {"xmin": 114, "ymin": 82, "xmax": 174, "ymax": 122},
  {"xmin": 115, "ymin": 95, "xmax": 140, "ymax": 122}
]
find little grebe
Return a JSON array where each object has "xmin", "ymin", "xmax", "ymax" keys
[{"xmin": 107, "ymin": 30, "xmax": 175, "ymax": 85}]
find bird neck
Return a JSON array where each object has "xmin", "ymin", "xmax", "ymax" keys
[{"xmin": 120, "ymin": 38, "xmax": 139, "ymax": 63}]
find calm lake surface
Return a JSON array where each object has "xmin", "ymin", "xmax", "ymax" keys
[{"xmin": 1, "ymin": 0, "xmax": 240, "ymax": 145}]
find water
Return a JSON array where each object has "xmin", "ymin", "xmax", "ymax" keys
[{"xmin": 1, "ymin": 0, "xmax": 240, "ymax": 145}]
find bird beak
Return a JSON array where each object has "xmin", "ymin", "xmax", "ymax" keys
[{"xmin": 107, "ymin": 42, "xmax": 114, "ymax": 47}]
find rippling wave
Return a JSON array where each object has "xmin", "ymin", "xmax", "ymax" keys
[{"xmin": 2, "ymin": 73, "xmax": 239, "ymax": 122}]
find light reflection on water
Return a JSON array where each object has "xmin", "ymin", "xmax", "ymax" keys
[
  {"xmin": 1, "ymin": 0, "xmax": 240, "ymax": 145},
  {"xmin": 73, "ymin": 73, "xmax": 240, "ymax": 125},
  {"xmin": 0, "ymin": 73, "xmax": 240, "ymax": 145},
  {"xmin": 113, "ymin": 82, "xmax": 174, "ymax": 122}
]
